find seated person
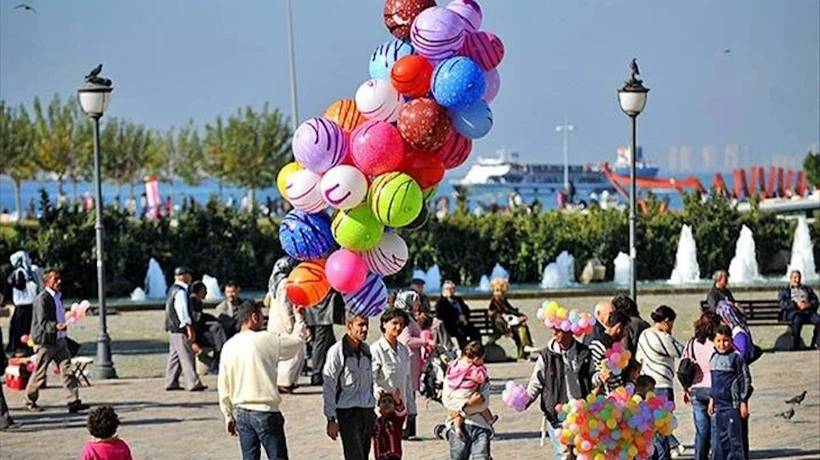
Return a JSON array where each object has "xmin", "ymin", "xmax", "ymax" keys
[
  {"xmin": 189, "ymin": 281, "xmax": 228, "ymax": 374},
  {"xmin": 434, "ymin": 280, "xmax": 480, "ymax": 349},
  {"xmin": 488, "ymin": 278, "xmax": 534, "ymax": 359},
  {"xmin": 214, "ymin": 281, "xmax": 243, "ymax": 337},
  {"xmin": 778, "ymin": 270, "xmax": 820, "ymax": 350}
]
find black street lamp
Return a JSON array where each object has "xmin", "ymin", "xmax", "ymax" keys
[
  {"xmin": 617, "ymin": 58, "xmax": 649, "ymax": 302},
  {"xmin": 77, "ymin": 65, "xmax": 117, "ymax": 379}
]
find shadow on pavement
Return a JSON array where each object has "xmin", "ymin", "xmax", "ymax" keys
[
  {"xmin": 493, "ymin": 431, "xmax": 541, "ymax": 441},
  {"xmin": 750, "ymin": 449, "xmax": 820, "ymax": 459},
  {"xmin": 77, "ymin": 339, "xmax": 168, "ymax": 355}
]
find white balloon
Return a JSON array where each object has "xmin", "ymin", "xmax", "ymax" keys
[
  {"xmin": 320, "ymin": 165, "xmax": 368, "ymax": 210},
  {"xmin": 355, "ymin": 79, "xmax": 403, "ymax": 122},
  {"xmin": 285, "ymin": 169, "xmax": 325, "ymax": 213},
  {"xmin": 362, "ymin": 232, "xmax": 408, "ymax": 276}
]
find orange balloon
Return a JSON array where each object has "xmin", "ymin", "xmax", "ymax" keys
[
  {"xmin": 286, "ymin": 260, "xmax": 330, "ymax": 307},
  {"xmin": 391, "ymin": 55, "xmax": 433, "ymax": 98},
  {"xmin": 324, "ymin": 99, "xmax": 365, "ymax": 132}
]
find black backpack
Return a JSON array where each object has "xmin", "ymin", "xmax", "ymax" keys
[{"xmin": 676, "ymin": 339, "xmax": 698, "ymax": 388}]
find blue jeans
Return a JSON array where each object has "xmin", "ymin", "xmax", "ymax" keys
[
  {"xmin": 447, "ymin": 424, "xmax": 491, "ymax": 460},
  {"xmin": 690, "ymin": 387, "xmax": 715, "ymax": 460},
  {"xmin": 235, "ymin": 408, "xmax": 288, "ymax": 460},
  {"xmin": 549, "ymin": 425, "xmax": 570, "ymax": 460},
  {"xmin": 713, "ymin": 408, "xmax": 745, "ymax": 460},
  {"xmin": 655, "ymin": 388, "xmax": 680, "ymax": 451}
]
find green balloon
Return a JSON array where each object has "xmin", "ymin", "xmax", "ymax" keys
[
  {"xmin": 368, "ymin": 172, "xmax": 423, "ymax": 227},
  {"xmin": 332, "ymin": 205, "xmax": 384, "ymax": 251}
]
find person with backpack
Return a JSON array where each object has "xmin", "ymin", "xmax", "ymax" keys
[
  {"xmin": 5, "ymin": 251, "xmax": 42, "ymax": 356},
  {"xmin": 322, "ymin": 313, "xmax": 376, "ymax": 460},
  {"xmin": 524, "ymin": 324, "xmax": 593, "ymax": 460},
  {"xmin": 680, "ymin": 311, "xmax": 721, "ymax": 460}
]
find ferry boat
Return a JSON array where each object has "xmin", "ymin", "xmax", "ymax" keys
[
  {"xmin": 613, "ymin": 146, "xmax": 659, "ymax": 178},
  {"xmin": 456, "ymin": 149, "xmax": 614, "ymax": 196}
]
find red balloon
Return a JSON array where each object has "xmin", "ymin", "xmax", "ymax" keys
[
  {"xmin": 397, "ymin": 97, "xmax": 452, "ymax": 152},
  {"xmin": 384, "ymin": 0, "xmax": 436, "ymax": 40},
  {"xmin": 391, "ymin": 55, "xmax": 434, "ymax": 97},
  {"xmin": 400, "ymin": 150, "xmax": 445, "ymax": 189},
  {"xmin": 435, "ymin": 130, "xmax": 472, "ymax": 169}
]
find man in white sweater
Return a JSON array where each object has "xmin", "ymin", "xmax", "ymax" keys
[{"xmin": 218, "ymin": 301, "xmax": 306, "ymax": 460}]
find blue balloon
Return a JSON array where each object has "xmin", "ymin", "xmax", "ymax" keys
[
  {"xmin": 450, "ymin": 100, "xmax": 493, "ymax": 139},
  {"xmin": 431, "ymin": 57, "xmax": 486, "ymax": 110},
  {"xmin": 278, "ymin": 210, "xmax": 334, "ymax": 261},
  {"xmin": 369, "ymin": 39, "xmax": 414, "ymax": 80}
]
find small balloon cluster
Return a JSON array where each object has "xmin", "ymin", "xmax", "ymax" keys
[
  {"xmin": 501, "ymin": 380, "xmax": 528, "ymax": 412},
  {"xmin": 276, "ymin": 0, "xmax": 503, "ymax": 316},
  {"xmin": 601, "ymin": 341, "xmax": 631, "ymax": 377},
  {"xmin": 536, "ymin": 301, "xmax": 596, "ymax": 337},
  {"xmin": 19, "ymin": 334, "xmax": 34, "ymax": 348},
  {"xmin": 557, "ymin": 385, "xmax": 677, "ymax": 460},
  {"xmin": 66, "ymin": 300, "xmax": 90, "ymax": 326}
]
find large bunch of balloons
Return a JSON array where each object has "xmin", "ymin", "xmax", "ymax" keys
[
  {"xmin": 601, "ymin": 341, "xmax": 631, "ymax": 378},
  {"xmin": 537, "ymin": 300, "xmax": 596, "ymax": 337},
  {"xmin": 501, "ymin": 380, "xmax": 529, "ymax": 412},
  {"xmin": 277, "ymin": 0, "xmax": 503, "ymax": 315},
  {"xmin": 557, "ymin": 386, "xmax": 677, "ymax": 460}
]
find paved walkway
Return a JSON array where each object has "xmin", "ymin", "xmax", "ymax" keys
[{"xmin": 1, "ymin": 292, "xmax": 818, "ymax": 459}]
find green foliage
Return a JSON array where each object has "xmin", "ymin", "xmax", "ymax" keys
[
  {"xmin": 32, "ymin": 94, "xmax": 92, "ymax": 192},
  {"xmin": 804, "ymin": 151, "xmax": 820, "ymax": 186},
  {"xmin": 0, "ymin": 102, "xmax": 38, "ymax": 215},
  {"xmin": 100, "ymin": 118, "xmax": 162, "ymax": 186}
]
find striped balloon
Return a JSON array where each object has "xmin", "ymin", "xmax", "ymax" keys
[
  {"xmin": 369, "ymin": 172, "xmax": 424, "ymax": 227},
  {"xmin": 324, "ymin": 99, "xmax": 366, "ymax": 132},
  {"xmin": 292, "ymin": 118, "xmax": 347, "ymax": 174},
  {"xmin": 286, "ymin": 260, "xmax": 330, "ymax": 307},
  {"xmin": 461, "ymin": 31, "xmax": 505, "ymax": 71},
  {"xmin": 343, "ymin": 272, "xmax": 388, "ymax": 317},
  {"xmin": 435, "ymin": 130, "xmax": 472, "ymax": 169},
  {"xmin": 410, "ymin": 7, "xmax": 466, "ymax": 61},
  {"xmin": 369, "ymin": 39, "xmax": 414, "ymax": 80},
  {"xmin": 355, "ymin": 79, "xmax": 404, "ymax": 123},
  {"xmin": 362, "ymin": 232, "xmax": 408, "ymax": 276},
  {"xmin": 278, "ymin": 210, "xmax": 334, "ymax": 261}
]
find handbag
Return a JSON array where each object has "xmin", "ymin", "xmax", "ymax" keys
[{"xmin": 676, "ymin": 339, "xmax": 697, "ymax": 388}]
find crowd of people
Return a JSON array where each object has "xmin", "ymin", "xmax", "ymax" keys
[{"xmin": 0, "ymin": 247, "xmax": 818, "ymax": 460}]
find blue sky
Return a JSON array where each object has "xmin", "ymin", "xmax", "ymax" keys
[{"xmin": 1, "ymin": 0, "xmax": 818, "ymax": 172}]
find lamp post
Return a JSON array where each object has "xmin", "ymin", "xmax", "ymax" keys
[
  {"xmin": 78, "ymin": 66, "xmax": 117, "ymax": 379},
  {"xmin": 285, "ymin": 0, "xmax": 299, "ymax": 131},
  {"xmin": 556, "ymin": 122, "xmax": 575, "ymax": 191},
  {"xmin": 617, "ymin": 59, "xmax": 649, "ymax": 302}
]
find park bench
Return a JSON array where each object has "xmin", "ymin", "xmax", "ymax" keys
[
  {"xmin": 699, "ymin": 299, "xmax": 786, "ymax": 326},
  {"xmin": 467, "ymin": 308, "xmax": 494, "ymax": 338}
]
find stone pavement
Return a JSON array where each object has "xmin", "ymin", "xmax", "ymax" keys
[{"xmin": 1, "ymin": 292, "xmax": 819, "ymax": 459}]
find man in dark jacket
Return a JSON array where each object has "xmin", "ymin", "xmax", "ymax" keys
[
  {"xmin": 434, "ymin": 280, "xmax": 480, "ymax": 349},
  {"xmin": 705, "ymin": 270, "xmax": 735, "ymax": 312},
  {"xmin": 778, "ymin": 270, "xmax": 820, "ymax": 349},
  {"xmin": 164, "ymin": 267, "xmax": 206, "ymax": 391},
  {"xmin": 24, "ymin": 268, "xmax": 89, "ymax": 413},
  {"xmin": 525, "ymin": 326, "xmax": 592, "ymax": 459}
]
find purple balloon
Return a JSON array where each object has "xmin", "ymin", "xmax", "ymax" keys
[
  {"xmin": 446, "ymin": 0, "xmax": 482, "ymax": 32},
  {"xmin": 342, "ymin": 273, "xmax": 387, "ymax": 317},
  {"xmin": 410, "ymin": 7, "xmax": 466, "ymax": 61},
  {"xmin": 292, "ymin": 117, "xmax": 347, "ymax": 174},
  {"xmin": 483, "ymin": 68, "xmax": 500, "ymax": 103}
]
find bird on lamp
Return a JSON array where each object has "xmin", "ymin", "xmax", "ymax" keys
[
  {"xmin": 85, "ymin": 64, "xmax": 112, "ymax": 87},
  {"xmin": 629, "ymin": 58, "xmax": 642, "ymax": 83}
]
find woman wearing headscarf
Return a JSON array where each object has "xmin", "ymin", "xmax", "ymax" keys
[
  {"xmin": 267, "ymin": 255, "xmax": 306, "ymax": 393},
  {"xmin": 394, "ymin": 290, "xmax": 434, "ymax": 440},
  {"xmin": 488, "ymin": 278, "xmax": 534, "ymax": 359},
  {"xmin": 5, "ymin": 251, "xmax": 42, "ymax": 356}
]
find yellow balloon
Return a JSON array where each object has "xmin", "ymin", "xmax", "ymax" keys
[{"xmin": 277, "ymin": 162, "xmax": 303, "ymax": 197}]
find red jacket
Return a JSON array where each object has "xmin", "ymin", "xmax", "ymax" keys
[{"xmin": 372, "ymin": 413, "xmax": 405, "ymax": 460}]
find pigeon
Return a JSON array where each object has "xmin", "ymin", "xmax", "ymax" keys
[
  {"xmin": 775, "ymin": 408, "xmax": 795, "ymax": 420},
  {"xmin": 723, "ymin": 48, "xmax": 731, "ymax": 54},
  {"xmin": 785, "ymin": 390, "xmax": 807, "ymax": 405},
  {"xmin": 14, "ymin": 3, "xmax": 37, "ymax": 14},
  {"xmin": 85, "ymin": 64, "xmax": 103, "ymax": 80}
]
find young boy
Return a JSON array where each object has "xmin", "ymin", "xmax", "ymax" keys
[
  {"xmin": 80, "ymin": 406, "xmax": 133, "ymax": 460},
  {"xmin": 443, "ymin": 341, "xmax": 497, "ymax": 438},
  {"xmin": 634, "ymin": 374, "xmax": 656, "ymax": 398},
  {"xmin": 373, "ymin": 392, "xmax": 406, "ymax": 460},
  {"xmin": 634, "ymin": 375, "xmax": 671, "ymax": 460},
  {"xmin": 708, "ymin": 324, "xmax": 752, "ymax": 460}
]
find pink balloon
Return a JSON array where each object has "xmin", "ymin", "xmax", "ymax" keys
[
  {"xmin": 483, "ymin": 68, "xmax": 500, "ymax": 103},
  {"xmin": 325, "ymin": 249, "xmax": 368, "ymax": 293},
  {"xmin": 350, "ymin": 120, "xmax": 405, "ymax": 176}
]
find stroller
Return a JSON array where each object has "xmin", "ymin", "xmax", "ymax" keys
[{"xmin": 419, "ymin": 344, "xmax": 457, "ymax": 404}]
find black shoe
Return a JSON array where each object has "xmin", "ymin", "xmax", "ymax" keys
[
  {"xmin": 189, "ymin": 385, "xmax": 208, "ymax": 392},
  {"xmin": 25, "ymin": 403, "xmax": 43, "ymax": 413},
  {"xmin": 433, "ymin": 424, "xmax": 447, "ymax": 440},
  {"xmin": 68, "ymin": 400, "xmax": 90, "ymax": 414},
  {"xmin": 309, "ymin": 375, "xmax": 323, "ymax": 386},
  {"xmin": 0, "ymin": 421, "xmax": 23, "ymax": 432},
  {"xmin": 165, "ymin": 386, "xmax": 183, "ymax": 391}
]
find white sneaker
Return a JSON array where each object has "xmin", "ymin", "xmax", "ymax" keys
[
  {"xmin": 523, "ymin": 345, "xmax": 540, "ymax": 354},
  {"xmin": 671, "ymin": 445, "xmax": 685, "ymax": 458}
]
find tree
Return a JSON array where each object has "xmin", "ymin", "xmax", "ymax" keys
[
  {"xmin": 32, "ymin": 94, "xmax": 91, "ymax": 200},
  {"xmin": 101, "ymin": 118, "xmax": 162, "ymax": 198},
  {"xmin": 158, "ymin": 121, "xmax": 204, "ymax": 194},
  {"xmin": 205, "ymin": 104, "xmax": 291, "ymax": 207},
  {"xmin": 0, "ymin": 102, "xmax": 39, "ymax": 218},
  {"xmin": 804, "ymin": 151, "xmax": 820, "ymax": 186}
]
